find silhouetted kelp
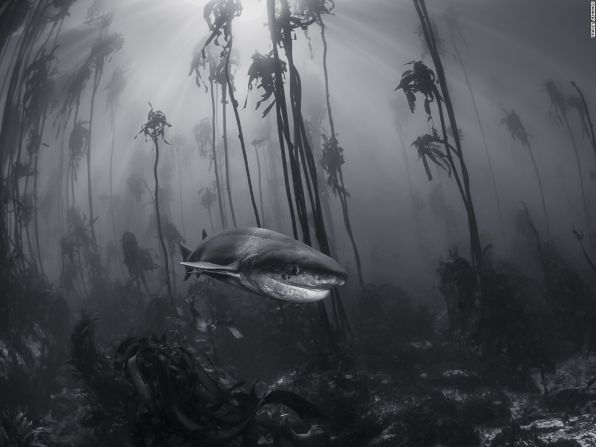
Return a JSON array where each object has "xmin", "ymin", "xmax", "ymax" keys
[
  {"xmin": 68, "ymin": 316, "xmax": 328, "ymax": 446},
  {"xmin": 570, "ymin": 81, "xmax": 596, "ymax": 177},
  {"xmin": 543, "ymin": 79, "xmax": 590, "ymax": 231},
  {"xmin": 195, "ymin": 0, "xmax": 262, "ymax": 229},
  {"xmin": 396, "ymin": 58, "xmax": 483, "ymax": 274},
  {"xmin": 441, "ymin": 10, "xmax": 506, "ymax": 241},
  {"xmin": 191, "ymin": 44, "xmax": 229, "ymax": 230},
  {"xmin": 136, "ymin": 105, "xmax": 175, "ymax": 307},
  {"xmin": 105, "ymin": 67, "xmax": 127, "ymax": 240},
  {"xmin": 501, "ymin": 108, "xmax": 550, "ymax": 240},
  {"xmin": 2, "ymin": 1, "xmax": 596, "ymax": 446}
]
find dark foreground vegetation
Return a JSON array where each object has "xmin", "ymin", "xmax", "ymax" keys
[
  {"xmin": 2, "ymin": 227, "xmax": 596, "ymax": 446},
  {"xmin": 1, "ymin": 0, "xmax": 596, "ymax": 446}
]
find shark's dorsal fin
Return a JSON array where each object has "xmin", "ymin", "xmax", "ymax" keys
[
  {"xmin": 202, "ymin": 229, "xmax": 208, "ymax": 240},
  {"xmin": 180, "ymin": 261, "xmax": 239, "ymax": 278}
]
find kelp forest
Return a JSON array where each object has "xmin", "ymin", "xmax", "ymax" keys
[{"xmin": 1, "ymin": 0, "xmax": 596, "ymax": 445}]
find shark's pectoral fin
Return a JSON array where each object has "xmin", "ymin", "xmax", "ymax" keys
[{"xmin": 180, "ymin": 261, "xmax": 240, "ymax": 280}]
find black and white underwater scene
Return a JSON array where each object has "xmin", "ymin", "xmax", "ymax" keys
[{"xmin": 2, "ymin": 0, "xmax": 596, "ymax": 445}]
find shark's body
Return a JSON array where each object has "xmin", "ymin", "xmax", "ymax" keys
[{"xmin": 180, "ymin": 227, "xmax": 347, "ymax": 303}]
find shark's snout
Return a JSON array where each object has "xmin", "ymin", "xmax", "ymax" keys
[
  {"xmin": 316, "ymin": 257, "xmax": 348, "ymax": 287},
  {"xmin": 280, "ymin": 262, "xmax": 347, "ymax": 291},
  {"xmin": 315, "ymin": 269, "xmax": 347, "ymax": 288}
]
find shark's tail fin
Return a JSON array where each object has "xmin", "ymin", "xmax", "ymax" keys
[{"xmin": 180, "ymin": 242, "xmax": 193, "ymax": 281}]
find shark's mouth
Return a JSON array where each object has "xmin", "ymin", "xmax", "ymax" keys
[{"xmin": 256, "ymin": 275, "xmax": 332, "ymax": 303}]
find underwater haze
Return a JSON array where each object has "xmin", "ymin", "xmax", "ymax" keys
[{"xmin": 1, "ymin": 0, "xmax": 596, "ymax": 445}]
